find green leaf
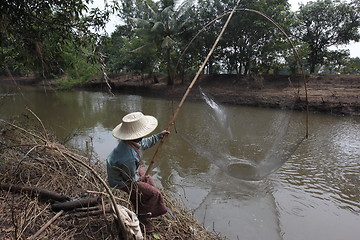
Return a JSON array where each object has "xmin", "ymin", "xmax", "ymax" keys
[{"xmin": 152, "ymin": 232, "xmax": 161, "ymax": 239}]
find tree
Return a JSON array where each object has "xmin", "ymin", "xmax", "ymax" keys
[
  {"xmin": 102, "ymin": 26, "xmax": 157, "ymax": 78},
  {"xmin": 112, "ymin": 0, "xmax": 296, "ymax": 79},
  {"xmin": 133, "ymin": 0, "xmax": 196, "ymax": 85},
  {"xmin": 0, "ymin": 0, "xmax": 115, "ymax": 78},
  {"xmin": 340, "ymin": 57, "xmax": 360, "ymax": 74},
  {"xmin": 293, "ymin": 0, "xmax": 360, "ymax": 73},
  {"xmin": 195, "ymin": 0, "xmax": 293, "ymax": 75}
]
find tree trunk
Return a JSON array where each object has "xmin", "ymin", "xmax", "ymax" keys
[
  {"xmin": 166, "ymin": 48, "xmax": 173, "ymax": 85},
  {"xmin": 0, "ymin": 183, "xmax": 69, "ymax": 202},
  {"xmin": 310, "ymin": 63, "xmax": 316, "ymax": 73}
]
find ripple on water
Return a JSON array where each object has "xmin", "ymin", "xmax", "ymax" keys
[{"xmin": 278, "ymin": 148, "xmax": 360, "ymax": 214}]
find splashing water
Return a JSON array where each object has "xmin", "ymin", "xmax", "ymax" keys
[
  {"xmin": 200, "ymin": 87, "xmax": 233, "ymax": 139},
  {"xmin": 179, "ymin": 88, "xmax": 304, "ymax": 181}
]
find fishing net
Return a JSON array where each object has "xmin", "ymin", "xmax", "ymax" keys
[{"xmin": 176, "ymin": 84, "xmax": 306, "ymax": 181}]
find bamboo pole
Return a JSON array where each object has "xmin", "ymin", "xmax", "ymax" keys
[
  {"xmin": 145, "ymin": 0, "xmax": 242, "ymax": 176},
  {"xmin": 146, "ymin": 2, "xmax": 311, "ymax": 175}
]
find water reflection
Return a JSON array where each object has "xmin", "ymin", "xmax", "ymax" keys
[{"xmin": 1, "ymin": 86, "xmax": 359, "ymax": 240}]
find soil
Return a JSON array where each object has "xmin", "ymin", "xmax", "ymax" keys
[{"xmin": 1, "ymin": 74, "xmax": 359, "ymax": 116}]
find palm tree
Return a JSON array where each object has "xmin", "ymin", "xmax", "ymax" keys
[{"xmin": 134, "ymin": 0, "xmax": 195, "ymax": 85}]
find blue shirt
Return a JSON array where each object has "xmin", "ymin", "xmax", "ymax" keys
[{"xmin": 106, "ymin": 134, "xmax": 162, "ymax": 189}]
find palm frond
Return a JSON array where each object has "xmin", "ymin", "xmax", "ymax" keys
[
  {"xmin": 176, "ymin": 0, "xmax": 195, "ymax": 16},
  {"xmin": 161, "ymin": 36, "xmax": 176, "ymax": 49},
  {"xmin": 152, "ymin": 22, "xmax": 164, "ymax": 32},
  {"xmin": 129, "ymin": 43, "xmax": 154, "ymax": 53}
]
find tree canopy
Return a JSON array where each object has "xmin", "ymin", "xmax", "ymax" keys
[
  {"xmin": 105, "ymin": 0, "xmax": 359, "ymax": 82},
  {"xmin": 0, "ymin": 0, "xmax": 116, "ymax": 79},
  {"xmin": 1, "ymin": 0, "xmax": 359, "ymax": 85},
  {"xmin": 293, "ymin": 0, "xmax": 360, "ymax": 73}
]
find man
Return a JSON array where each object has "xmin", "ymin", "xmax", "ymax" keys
[{"xmin": 107, "ymin": 112, "xmax": 169, "ymax": 233}]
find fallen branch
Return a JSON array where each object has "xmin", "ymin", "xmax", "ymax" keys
[
  {"xmin": 51, "ymin": 197, "xmax": 99, "ymax": 211},
  {"xmin": 0, "ymin": 183, "xmax": 69, "ymax": 203}
]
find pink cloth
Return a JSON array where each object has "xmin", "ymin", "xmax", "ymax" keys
[{"xmin": 122, "ymin": 168, "xmax": 167, "ymax": 218}]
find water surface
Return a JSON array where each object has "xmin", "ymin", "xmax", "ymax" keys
[{"xmin": 1, "ymin": 86, "xmax": 359, "ymax": 240}]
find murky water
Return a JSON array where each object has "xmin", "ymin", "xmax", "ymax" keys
[{"xmin": 1, "ymin": 85, "xmax": 359, "ymax": 240}]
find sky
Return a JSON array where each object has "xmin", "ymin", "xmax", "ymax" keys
[{"xmin": 90, "ymin": 0, "xmax": 360, "ymax": 58}]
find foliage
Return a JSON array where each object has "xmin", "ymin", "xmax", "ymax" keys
[
  {"xmin": 53, "ymin": 44, "xmax": 101, "ymax": 90},
  {"xmin": 0, "ymin": 0, "xmax": 116, "ymax": 80},
  {"xmin": 293, "ymin": 0, "xmax": 360, "ymax": 73},
  {"xmin": 117, "ymin": 0, "xmax": 196, "ymax": 85},
  {"xmin": 340, "ymin": 57, "xmax": 360, "ymax": 74},
  {"xmin": 110, "ymin": 0, "xmax": 296, "ymax": 79},
  {"xmin": 219, "ymin": 0, "xmax": 293, "ymax": 75},
  {"xmin": 102, "ymin": 26, "xmax": 157, "ymax": 75},
  {"xmin": 2, "ymin": 0, "xmax": 359, "ymax": 87}
]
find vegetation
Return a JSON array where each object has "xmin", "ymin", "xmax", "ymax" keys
[
  {"xmin": 0, "ymin": 0, "xmax": 116, "ymax": 84},
  {"xmin": 0, "ymin": 116, "xmax": 223, "ymax": 239},
  {"xmin": 293, "ymin": 0, "xmax": 360, "ymax": 73},
  {"xmin": 1, "ymin": 0, "xmax": 359, "ymax": 86}
]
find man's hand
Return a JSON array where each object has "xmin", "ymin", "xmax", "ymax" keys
[{"xmin": 160, "ymin": 130, "xmax": 170, "ymax": 138}]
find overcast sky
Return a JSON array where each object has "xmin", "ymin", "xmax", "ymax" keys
[{"xmin": 90, "ymin": 0, "xmax": 360, "ymax": 58}]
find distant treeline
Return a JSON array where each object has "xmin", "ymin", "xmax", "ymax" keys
[{"xmin": 1, "ymin": 0, "xmax": 359, "ymax": 87}]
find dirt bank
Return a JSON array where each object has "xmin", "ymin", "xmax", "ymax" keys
[
  {"xmin": 84, "ymin": 73, "xmax": 360, "ymax": 116},
  {"xmin": 2, "ymin": 74, "xmax": 359, "ymax": 116}
]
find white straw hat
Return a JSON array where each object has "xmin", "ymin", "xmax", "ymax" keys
[{"xmin": 112, "ymin": 112, "xmax": 158, "ymax": 140}]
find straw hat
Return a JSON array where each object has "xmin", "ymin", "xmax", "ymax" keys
[{"xmin": 112, "ymin": 112, "xmax": 158, "ymax": 140}]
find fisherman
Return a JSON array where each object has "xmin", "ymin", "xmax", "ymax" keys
[{"xmin": 106, "ymin": 112, "xmax": 169, "ymax": 233}]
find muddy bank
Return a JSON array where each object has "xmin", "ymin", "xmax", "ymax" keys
[{"xmin": 84, "ymin": 73, "xmax": 360, "ymax": 116}]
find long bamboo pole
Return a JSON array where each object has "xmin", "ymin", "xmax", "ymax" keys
[{"xmin": 145, "ymin": 0, "xmax": 242, "ymax": 176}]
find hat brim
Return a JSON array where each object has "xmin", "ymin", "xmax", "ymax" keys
[{"xmin": 112, "ymin": 115, "xmax": 158, "ymax": 140}]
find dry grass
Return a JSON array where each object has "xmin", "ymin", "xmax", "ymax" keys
[{"xmin": 0, "ymin": 114, "xmax": 224, "ymax": 240}]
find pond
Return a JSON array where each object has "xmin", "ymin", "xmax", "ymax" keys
[{"xmin": 1, "ymin": 85, "xmax": 359, "ymax": 240}]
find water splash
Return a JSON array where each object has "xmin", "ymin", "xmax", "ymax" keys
[{"xmin": 200, "ymin": 87, "xmax": 233, "ymax": 139}]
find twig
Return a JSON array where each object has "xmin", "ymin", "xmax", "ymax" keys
[
  {"xmin": 25, "ymin": 107, "xmax": 49, "ymax": 140},
  {"xmin": 100, "ymin": 196, "xmax": 116, "ymax": 239},
  {"xmin": 86, "ymin": 190, "xmax": 131, "ymax": 204},
  {"xmin": 0, "ymin": 120, "xmax": 47, "ymax": 143},
  {"xmin": 27, "ymin": 210, "xmax": 64, "ymax": 240},
  {"xmin": 58, "ymin": 149, "xmax": 131, "ymax": 239},
  {"xmin": 18, "ymin": 202, "xmax": 49, "ymax": 239}
]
